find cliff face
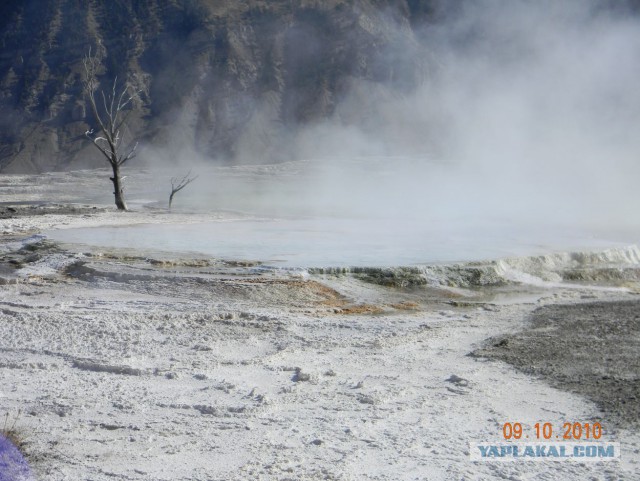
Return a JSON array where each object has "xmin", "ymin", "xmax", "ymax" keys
[{"xmin": 0, "ymin": 0, "xmax": 442, "ymax": 172}]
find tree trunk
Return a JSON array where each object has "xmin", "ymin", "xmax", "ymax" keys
[{"xmin": 110, "ymin": 163, "xmax": 128, "ymax": 211}]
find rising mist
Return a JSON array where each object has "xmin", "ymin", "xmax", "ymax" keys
[{"xmin": 156, "ymin": 0, "xmax": 640, "ymax": 241}]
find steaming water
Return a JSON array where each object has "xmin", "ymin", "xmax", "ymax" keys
[
  {"xmin": 47, "ymin": 215, "xmax": 637, "ymax": 268},
  {"xmin": 35, "ymin": 156, "xmax": 640, "ymax": 268}
]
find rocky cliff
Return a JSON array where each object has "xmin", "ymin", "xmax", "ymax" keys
[
  {"xmin": 2, "ymin": 0, "xmax": 637, "ymax": 173},
  {"xmin": 0, "ymin": 0, "xmax": 446, "ymax": 172}
]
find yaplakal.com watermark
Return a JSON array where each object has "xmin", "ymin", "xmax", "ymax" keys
[{"xmin": 470, "ymin": 442, "xmax": 620, "ymax": 461}]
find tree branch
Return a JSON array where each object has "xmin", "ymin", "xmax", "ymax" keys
[
  {"xmin": 169, "ymin": 171, "xmax": 199, "ymax": 209},
  {"xmin": 118, "ymin": 141, "xmax": 138, "ymax": 166}
]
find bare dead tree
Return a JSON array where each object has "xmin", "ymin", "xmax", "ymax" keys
[
  {"xmin": 169, "ymin": 171, "xmax": 198, "ymax": 209},
  {"xmin": 82, "ymin": 48, "xmax": 141, "ymax": 211}
]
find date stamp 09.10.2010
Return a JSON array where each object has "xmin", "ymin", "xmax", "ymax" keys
[{"xmin": 469, "ymin": 422, "xmax": 620, "ymax": 461}]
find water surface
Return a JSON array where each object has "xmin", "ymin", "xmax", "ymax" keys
[{"xmin": 47, "ymin": 216, "xmax": 637, "ymax": 268}]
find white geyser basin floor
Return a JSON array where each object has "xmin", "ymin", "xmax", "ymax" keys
[{"xmin": 0, "ymin": 168, "xmax": 639, "ymax": 481}]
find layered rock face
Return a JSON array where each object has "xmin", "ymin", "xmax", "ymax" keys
[{"xmin": 0, "ymin": 0, "xmax": 443, "ymax": 172}]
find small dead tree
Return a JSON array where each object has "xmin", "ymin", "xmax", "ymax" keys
[
  {"xmin": 169, "ymin": 171, "xmax": 198, "ymax": 209},
  {"xmin": 82, "ymin": 48, "xmax": 141, "ymax": 211}
]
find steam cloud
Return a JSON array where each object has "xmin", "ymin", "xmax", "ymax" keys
[{"xmin": 142, "ymin": 0, "xmax": 640, "ymax": 241}]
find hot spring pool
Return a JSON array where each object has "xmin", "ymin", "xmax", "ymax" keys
[{"xmin": 45, "ymin": 216, "xmax": 638, "ymax": 268}]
